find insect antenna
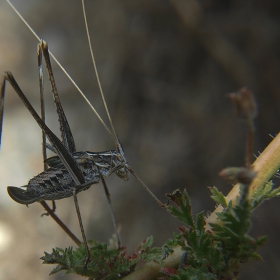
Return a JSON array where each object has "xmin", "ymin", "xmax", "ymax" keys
[
  {"xmin": 81, "ymin": 0, "xmax": 119, "ymax": 148},
  {"xmin": 81, "ymin": 0, "xmax": 164, "ymax": 207}
]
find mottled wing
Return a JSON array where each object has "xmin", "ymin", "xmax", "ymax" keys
[{"xmin": 45, "ymin": 156, "xmax": 64, "ymax": 169}]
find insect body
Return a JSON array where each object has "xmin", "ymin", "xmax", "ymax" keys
[
  {"xmin": 2, "ymin": 0, "xmax": 164, "ymax": 270},
  {"xmin": 8, "ymin": 149, "xmax": 129, "ymax": 204}
]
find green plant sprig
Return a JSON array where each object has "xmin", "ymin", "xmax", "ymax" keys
[
  {"xmin": 157, "ymin": 187, "xmax": 267, "ymax": 280},
  {"xmin": 41, "ymin": 236, "xmax": 169, "ymax": 279}
]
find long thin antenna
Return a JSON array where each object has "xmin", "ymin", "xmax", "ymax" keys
[
  {"xmin": 5, "ymin": 0, "xmax": 116, "ymax": 144},
  {"xmin": 81, "ymin": 1, "xmax": 163, "ymax": 207},
  {"xmin": 81, "ymin": 0, "xmax": 119, "ymax": 145}
]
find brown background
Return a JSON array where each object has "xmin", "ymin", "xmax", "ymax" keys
[{"xmin": 0, "ymin": 0, "xmax": 280, "ymax": 279}]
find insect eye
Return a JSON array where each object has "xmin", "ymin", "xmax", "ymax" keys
[{"xmin": 116, "ymin": 168, "xmax": 130, "ymax": 181}]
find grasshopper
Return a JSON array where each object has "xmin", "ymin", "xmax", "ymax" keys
[{"xmin": 1, "ymin": 0, "xmax": 164, "ymax": 267}]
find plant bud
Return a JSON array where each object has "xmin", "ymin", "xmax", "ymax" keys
[
  {"xmin": 227, "ymin": 87, "xmax": 258, "ymax": 123},
  {"xmin": 219, "ymin": 167, "xmax": 257, "ymax": 185}
]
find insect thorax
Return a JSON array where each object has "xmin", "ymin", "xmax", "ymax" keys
[
  {"xmin": 86, "ymin": 150, "xmax": 130, "ymax": 181},
  {"xmin": 9, "ymin": 149, "xmax": 130, "ymax": 204}
]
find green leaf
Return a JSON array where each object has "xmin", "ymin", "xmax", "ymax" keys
[
  {"xmin": 195, "ymin": 212, "xmax": 206, "ymax": 232},
  {"xmin": 167, "ymin": 266, "xmax": 217, "ymax": 280},
  {"xmin": 250, "ymin": 181, "xmax": 280, "ymax": 209},
  {"xmin": 165, "ymin": 186, "xmax": 267, "ymax": 279},
  {"xmin": 166, "ymin": 189, "xmax": 196, "ymax": 229},
  {"xmin": 41, "ymin": 238, "xmax": 168, "ymax": 278},
  {"xmin": 209, "ymin": 186, "xmax": 227, "ymax": 208}
]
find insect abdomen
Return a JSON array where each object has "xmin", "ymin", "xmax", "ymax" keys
[
  {"xmin": 7, "ymin": 169, "xmax": 78, "ymax": 204},
  {"xmin": 8, "ymin": 156, "xmax": 100, "ymax": 205},
  {"xmin": 30, "ymin": 168, "xmax": 80, "ymax": 200}
]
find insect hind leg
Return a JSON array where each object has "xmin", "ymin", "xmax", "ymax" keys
[
  {"xmin": 0, "ymin": 71, "xmax": 88, "ymax": 251},
  {"xmin": 0, "ymin": 74, "xmax": 9, "ymax": 146}
]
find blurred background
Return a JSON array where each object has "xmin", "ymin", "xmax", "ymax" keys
[{"xmin": 0, "ymin": 0, "xmax": 280, "ymax": 279}]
